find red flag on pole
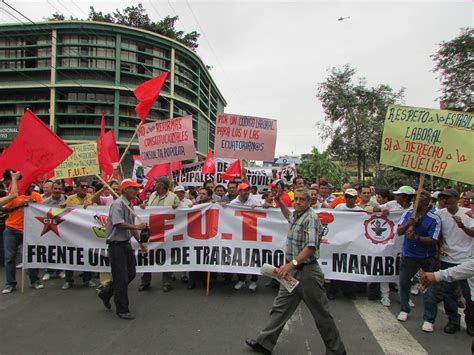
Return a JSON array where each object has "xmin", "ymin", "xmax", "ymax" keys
[
  {"xmin": 221, "ymin": 160, "xmax": 242, "ymax": 181},
  {"xmin": 141, "ymin": 163, "xmax": 170, "ymax": 194},
  {"xmin": 97, "ymin": 130, "xmax": 120, "ymax": 181},
  {"xmin": 201, "ymin": 149, "xmax": 215, "ymax": 174},
  {"xmin": 171, "ymin": 161, "xmax": 182, "ymax": 171},
  {"xmin": 134, "ymin": 72, "xmax": 169, "ymax": 123},
  {"xmin": 0, "ymin": 110, "xmax": 73, "ymax": 194}
]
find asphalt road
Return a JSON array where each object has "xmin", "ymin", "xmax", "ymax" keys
[{"xmin": 0, "ymin": 269, "xmax": 472, "ymax": 355}]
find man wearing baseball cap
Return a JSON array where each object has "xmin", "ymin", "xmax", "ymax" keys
[
  {"xmin": 98, "ymin": 179, "xmax": 148, "ymax": 320},
  {"xmin": 436, "ymin": 188, "xmax": 474, "ymax": 335},
  {"xmin": 396, "ymin": 190, "xmax": 441, "ymax": 332}
]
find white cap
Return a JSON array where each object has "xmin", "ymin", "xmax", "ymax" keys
[{"xmin": 174, "ymin": 185, "xmax": 185, "ymax": 192}]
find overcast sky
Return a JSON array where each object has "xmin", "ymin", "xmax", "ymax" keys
[{"xmin": 1, "ymin": 0, "xmax": 471, "ymax": 157}]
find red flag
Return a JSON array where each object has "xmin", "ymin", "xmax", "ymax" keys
[
  {"xmin": 97, "ymin": 112, "xmax": 120, "ymax": 181},
  {"xmin": 221, "ymin": 160, "xmax": 242, "ymax": 181},
  {"xmin": 171, "ymin": 161, "xmax": 182, "ymax": 171},
  {"xmin": 201, "ymin": 149, "xmax": 215, "ymax": 174},
  {"xmin": 141, "ymin": 163, "xmax": 170, "ymax": 194},
  {"xmin": 134, "ymin": 72, "xmax": 169, "ymax": 123},
  {"xmin": 0, "ymin": 110, "xmax": 73, "ymax": 194}
]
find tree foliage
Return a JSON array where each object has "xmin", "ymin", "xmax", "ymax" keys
[
  {"xmin": 316, "ymin": 65, "xmax": 405, "ymax": 182},
  {"xmin": 298, "ymin": 147, "xmax": 350, "ymax": 188},
  {"xmin": 48, "ymin": 4, "xmax": 200, "ymax": 50},
  {"xmin": 432, "ymin": 28, "xmax": 474, "ymax": 112}
]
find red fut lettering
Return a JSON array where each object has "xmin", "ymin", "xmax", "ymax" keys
[
  {"xmin": 235, "ymin": 211, "xmax": 267, "ymax": 241},
  {"xmin": 149, "ymin": 214, "xmax": 175, "ymax": 242},
  {"xmin": 187, "ymin": 210, "xmax": 219, "ymax": 240}
]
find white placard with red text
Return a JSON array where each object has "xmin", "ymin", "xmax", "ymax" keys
[{"xmin": 138, "ymin": 115, "xmax": 196, "ymax": 167}]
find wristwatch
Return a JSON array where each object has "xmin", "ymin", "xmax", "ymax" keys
[{"xmin": 291, "ymin": 259, "xmax": 298, "ymax": 267}]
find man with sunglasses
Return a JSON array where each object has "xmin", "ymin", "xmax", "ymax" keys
[{"xmin": 61, "ymin": 179, "xmax": 95, "ymax": 290}]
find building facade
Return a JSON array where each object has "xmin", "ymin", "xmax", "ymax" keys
[{"xmin": 0, "ymin": 21, "xmax": 226, "ymax": 170}]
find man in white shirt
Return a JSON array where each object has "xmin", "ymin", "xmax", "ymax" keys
[
  {"xmin": 436, "ymin": 189, "xmax": 474, "ymax": 335},
  {"xmin": 174, "ymin": 185, "xmax": 193, "ymax": 208},
  {"xmin": 330, "ymin": 188, "xmax": 364, "ymax": 300},
  {"xmin": 230, "ymin": 183, "xmax": 262, "ymax": 291},
  {"xmin": 334, "ymin": 189, "xmax": 365, "ymax": 212}
]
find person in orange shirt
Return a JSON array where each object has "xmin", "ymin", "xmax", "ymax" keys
[
  {"xmin": 2, "ymin": 180, "xmax": 43, "ymax": 294},
  {"xmin": 329, "ymin": 183, "xmax": 361, "ymax": 208}
]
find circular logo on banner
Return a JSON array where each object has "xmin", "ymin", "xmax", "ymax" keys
[
  {"xmin": 363, "ymin": 215, "xmax": 395, "ymax": 245},
  {"xmin": 280, "ymin": 166, "xmax": 296, "ymax": 185}
]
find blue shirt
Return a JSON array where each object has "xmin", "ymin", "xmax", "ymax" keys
[{"xmin": 399, "ymin": 208, "xmax": 441, "ymax": 258}]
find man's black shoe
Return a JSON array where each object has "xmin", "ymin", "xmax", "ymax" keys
[
  {"xmin": 162, "ymin": 284, "xmax": 172, "ymax": 292},
  {"xmin": 444, "ymin": 322, "xmax": 460, "ymax": 334},
  {"xmin": 117, "ymin": 312, "xmax": 135, "ymax": 320},
  {"xmin": 187, "ymin": 281, "xmax": 196, "ymax": 290},
  {"xmin": 245, "ymin": 339, "xmax": 271, "ymax": 354},
  {"xmin": 97, "ymin": 292, "xmax": 111, "ymax": 309},
  {"xmin": 138, "ymin": 284, "xmax": 151, "ymax": 292},
  {"xmin": 467, "ymin": 323, "xmax": 474, "ymax": 336}
]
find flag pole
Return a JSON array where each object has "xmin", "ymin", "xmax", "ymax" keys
[
  {"xmin": 116, "ymin": 121, "xmax": 143, "ymax": 173},
  {"xmin": 411, "ymin": 174, "xmax": 426, "ymax": 221},
  {"xmin": 21, "ymin": 267, "xmax": 25, "ymax": 294},
  {"xmin": 94, "ymin": 174, "xmax": 145, "ymax": 224},
  {"xmin": 206, "ymin": 272, "xmax": 211, "ymax": 296}
]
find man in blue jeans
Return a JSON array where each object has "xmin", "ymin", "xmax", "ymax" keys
[
  {"xmin": 396, "ymin": 190, "xmax": 441, "ymax": 332},
  {"xmin": 2, "ymin": 181, "xmax": 43, "ymax": 294}
]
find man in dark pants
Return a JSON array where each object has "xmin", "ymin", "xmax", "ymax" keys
[
  {"xmin": 246, "ymin": 188, "xmax": 346, "ymax": 355},
  {"xmin": 396, "ymin": 190, "xmax": 441, "ymax": 333},
  {"xmin": 98, "ymin": 179, "xmax": 148, "ymax": 320}
]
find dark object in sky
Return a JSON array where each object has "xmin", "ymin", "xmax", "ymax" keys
[{"xmin": 338, "ymin": 16, "xmax": 350, "ymax": 21}]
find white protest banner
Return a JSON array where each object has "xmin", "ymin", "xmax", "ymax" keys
[
  {"xmin": 24, "ymin": 204, "xmax": 403, "ymax": 282},
  {"xmin": 214, "ymin": 113, "xmax": 277, "ymax": 161},
  {"xmin": 54, "ymin": 142, "xmax": 100, "ymax": 179},
  {"xmin": 133, "ymin": 157, "xmax": 276, "ymax": 190},
  {"xmin": 138, "ymin": 115, "xmax": 196, "ymax": 167}
]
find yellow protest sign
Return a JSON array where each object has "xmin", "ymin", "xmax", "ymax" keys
[
  {"xmin": 380, "ymin": 104, "xmax": 473, "ymax": 184},
  {"xmin": 54, "ymin": 142, "xmax": 100, "ymax": 179}
]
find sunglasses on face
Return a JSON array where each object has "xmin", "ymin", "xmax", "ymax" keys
[{"xmin": 80, "ymin": 185, "xmax": 88, "ymax": 188}]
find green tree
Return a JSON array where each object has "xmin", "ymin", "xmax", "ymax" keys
[
  {"xmin": 298, "ymin": 147, "xmax": 350, "ymax": 188},
  {"xmin": 432, "ymin": 28, "xmax": 474, "ymax": 112},
  {"xmin": 316, "ymin": 65, "xmax": 405, "ymax": 182}
]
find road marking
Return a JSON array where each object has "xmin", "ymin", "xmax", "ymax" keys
[
  {"xmin": 354, "ymin": 299, "xmax": 428, "ymax": 355},
  {"xmin": 281, "ymin": 306, "xmax": 312, "ymax": 354}
]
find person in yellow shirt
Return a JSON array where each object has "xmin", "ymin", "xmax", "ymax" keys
[
  {"xmin": 61, "ymin": 180, "xmax": 96, "ymax": 290},
  {"xmin": 3, "ymin": 176, "xmax": 44, "ymax": 294}
]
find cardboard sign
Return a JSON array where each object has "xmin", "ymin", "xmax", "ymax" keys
[
  {"xmin": 214, "ymin": 113, "xmax": 277, "ymax": 161},
  {"xmin": 54, "ymin": 142, "xmax": 100, "ymax": 179},
  {"xmin": 380, "ymin": 104, "xmax": 473, "ymax": 184},
  {"xmin": 138, "ymin": 115, "xmax": 196, "ymax": 167}
]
